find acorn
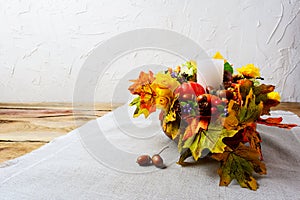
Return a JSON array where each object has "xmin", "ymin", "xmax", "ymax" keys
[
  {"xmin": 136, "ymin": 146, "xmax": 169, "ymax": 168},
  {"xmin": 136, "ymin": 155, "xmax": 152, "ymax": 166},
  {"xmin": 152, "ymin": 146, "xmax": 169, "ymax": 169},
  {"xmin": 152, "ymin": 154, "xmax": 166, "ymax": 169}
]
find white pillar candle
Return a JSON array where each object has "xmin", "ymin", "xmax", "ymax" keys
[{"xmin": 196, "ymin": 59, "xmax": 224, "ymax": 90}]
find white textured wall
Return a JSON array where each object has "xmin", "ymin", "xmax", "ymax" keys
[{"xmin": 0, "ymin": 0, "xmax": 299, "ymax": 102}]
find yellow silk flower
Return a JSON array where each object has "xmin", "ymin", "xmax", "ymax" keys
[
  {"xmin": 152, "ymin": 72, "xmax": 180, "ymax": 92},
  {"xmin": 155, "ymin": 96, "xmax": 170, "ymax": 109},
  {"xmin": 267, "ymin": 91, "xmax": 281, "ymax": 102},
  {"xmin": 237, "ymin": 64, "xmax": 260, "ymax": 78},
  {"xmin": 153, "ymin": 87, "xmax": 173, "ymax": 110}
]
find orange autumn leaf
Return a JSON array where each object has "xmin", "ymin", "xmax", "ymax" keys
[
  {"xmin": 182, "ymin": 118, "xmax": 199, "ymax": 141},
  {"xmin": 258, "ymin": 117, "xmax": 298, "ymax": 129},
  {"xmin": 128, "ymin": 71, "xmax": 157, "ymax": 118},
  {"xmin": 182, "ymin": 117, "xmax": 210, "ymax": 141},
  {"xmin": 128, "ymin": 71, "xmax": 155, "ymax": 95},
  {"xmin": 265, "ymin": 117, "xmax": 282, "ymax": 124}
]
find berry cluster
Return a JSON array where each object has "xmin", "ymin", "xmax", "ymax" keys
[{"xmin": 182, "ymin": 103, "xmax": 192, "ymax": 114}]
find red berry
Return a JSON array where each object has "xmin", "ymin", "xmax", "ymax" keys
[
  {"xmin": 211, "ymin": 95, "xmax": 222, "ymax": 106},
  {"xmin": 213, "ymin": 99, "xmax": 223, "ymax": 106},
  {"xmin": 180, "ymin": 93, "xmax": 195, "ymax": 100},
  {"xmin": 211, "ymin": 107, "xmax": 218, "ymax": 115}
]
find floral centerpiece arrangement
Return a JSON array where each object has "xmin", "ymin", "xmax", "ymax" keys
[{"xmin": 128, "ymin": 52, "xmax": 297, "ymax": 190}]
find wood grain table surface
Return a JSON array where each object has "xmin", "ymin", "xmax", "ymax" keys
[{"xmin": 0, "ymin": 102, "xmax": 299, "ymax": 163}]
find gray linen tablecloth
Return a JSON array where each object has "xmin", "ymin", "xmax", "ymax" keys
[{"xmin": 1, "ymin": 105, "xmax": 300, "ymax": 200}]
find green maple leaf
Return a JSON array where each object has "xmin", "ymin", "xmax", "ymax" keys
[
  {"xmin": 193, "ymin": 126, "xmax": 238, "ymax": 160},
  {"xmin": 200, "ymin": 127, "xmax": 238, "ymax": 155},
  {"xmin": 189, "ymin": 134, "xmax": 201, "ymax": 159},
  {"xmin": 212, "ymin": 143, "xmax": 267, "ymax": 190},
  {"xmin": 180, "ymin": 123, "xmax": 238, "ymax": 161}
]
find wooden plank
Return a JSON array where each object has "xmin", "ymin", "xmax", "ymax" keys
[
  {"xmin": 0, "ymin": 142, "xmax": 46, "ymax": 163},
  {"xmin": 272, "ymin": 102, "xmax": 300, "ymax": 117},
  {"xmin": 0, "ymin": 112, "xmax": 110, "ymax": 142},
  {"xmin": 0, "ymin": 102, "xmax": 122, "ymax": 111},
  {"xmin": 0, "ymin": 103, "xmax": 118, "ymax": 163}
]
